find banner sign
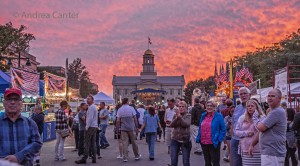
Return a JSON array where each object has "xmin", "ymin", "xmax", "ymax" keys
[
  {"xmin": 44, "ymin": 72, "xmax": 66, "ymax": 99},
  {"xmin": 247, "ymin": 81, "xmax": 258, "ymax": 96},
  {"xmin": 274, "ymin": 67, "xmax": 288, "ymax": 99},
  {"xmin": 10, "ymin": 67, "xmax": 40, "ymax": 96}
]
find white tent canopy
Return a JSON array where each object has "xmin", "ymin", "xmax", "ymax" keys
[
  {"xmin": 251, "ymin": 82, "xmax": 300, "ymax": 102},
  {"xmin": 93, "ymin": 92, "xmax": 115, "ymax": 105}
]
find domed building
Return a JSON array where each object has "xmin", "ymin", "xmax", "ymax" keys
[{"xmin": 112, "ymin": 49, "xmax": 185, "ymax": 105}]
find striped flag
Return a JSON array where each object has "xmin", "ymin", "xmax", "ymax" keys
[
  {"xmin": 10, "ymin": 67, "xmax": 40, "ymax": 96},
  {"xmin": 235, "ymin": 67, "xmax": 246, "ymax": 81},
  {"xmin": 244, "ymin": 68, "xmax": 254, "ymax": 82}
]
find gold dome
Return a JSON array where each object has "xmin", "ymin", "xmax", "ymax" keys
[{"xmin": 144, "ymin": 49, "xmax": 154, "ymax": 55}]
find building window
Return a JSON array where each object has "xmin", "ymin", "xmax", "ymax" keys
[
  {"xmin": 178, "ymin": 89, "xmax": 181, "ymax": 95},
  {"xmin": 116, "ymin": 89, "xmax": 120, "ymax": 95},
  {"xmin": 125, "ymin": 89, "xmax": 128, "ymax": 95},
  {"xmin": 170, "ymin": 89, "xmax": 173, "ymax": 95}
]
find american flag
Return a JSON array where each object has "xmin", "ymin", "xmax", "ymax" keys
[
  {"xmin": 10, "ymin": 67, "xmax": 40, "ymax": 96},
  {"xmin": 148, "ymin": 37, "xmax": 152, "ymax": 45},
  {"xmin": 219, "ymin": 72, "xmax": 229, "ymax": 83},
  {"xmin": 44, "ymin": 72, "xmax": 66, "ymax": 93},
  {"xmin": 244, "ymin": 68, "xmax": 254, "ymax": 82},
  {"xmin": 235, "ymin": 67, "xmax": 246, "ymax": 81}
]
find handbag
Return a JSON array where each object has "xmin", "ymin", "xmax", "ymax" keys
[
  {"xmin": 157, "ymin": 127, "xmax": 162, "ymax": 135},
  {"xmin": 61, "ymin": 129, "xmax": 70, "ymax": 138}
]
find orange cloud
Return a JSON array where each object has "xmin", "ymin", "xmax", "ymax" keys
[{"xmin": 0, "ymin": 0, "xmax": 299, "ymax": 95}]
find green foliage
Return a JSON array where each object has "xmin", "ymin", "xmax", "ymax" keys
[
  {"xmin": 185, "ymin": 29, "xmax": 300, "ymax": 101},
  {"xmin": 0, "ymin": 22, "xmax": 35, "ymax": 71},
  {"xmin": 233, "ymin": 29, "xmax": 300, "ymax": 88},
  {"xmin": 183, "ymin": 76, "xmax": 217, "ymax": 104},
  {"xmin": 67, "ymin": 58, "xmax": 98, "ymax": 98},
  {"xmin": 0, "ymin": 22, "xmax": 35, "ymax": 55},
  {"xmin": 68, "ymin": 58, "xmax": 86, "ymax": 88}
]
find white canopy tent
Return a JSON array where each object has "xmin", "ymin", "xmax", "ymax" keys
[
  {"xmin": 251, "ymin": 82, "xmax": 300, "ymax": 103},
  {"xmin": 93, "ymin": 92, "xmax": 115, "ymax": 105}
]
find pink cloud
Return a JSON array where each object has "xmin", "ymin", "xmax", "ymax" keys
[{"xmin": 0, "ymin": 0, "xmax": 299, "ymax": 95}]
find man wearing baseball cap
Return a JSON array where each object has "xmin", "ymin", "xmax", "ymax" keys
[{"xmin": 0, "ymin": 88, "xmax": 42, "ymax": 165}]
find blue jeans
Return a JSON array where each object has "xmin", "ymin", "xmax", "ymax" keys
[
  {"xmin": 171, "ymin": 139, "xmax": 192, "ymax": 166},
  {"xmin": 230, "ymin": 138, "xmax": 242, "ymax": 166},
  {"xmin": 100, "ymin": 124, "xmax": 109, "ymax": 146},
  {"xmin": 146, "ymin": 132, "xmax": 156, "ymax": 158}
]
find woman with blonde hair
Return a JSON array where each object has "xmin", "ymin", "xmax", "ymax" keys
[
  {"xmin": 170, "ymin": 101, "xmax": 192, "ymax": 166},
  {"xmin": 235, "ymin": 99, "xmax": 265, "ymax": 166}
]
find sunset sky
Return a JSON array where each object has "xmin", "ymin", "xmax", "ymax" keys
[{"xmin": 1, "ymin": 0, "xmax": 300, "ymax": 95}]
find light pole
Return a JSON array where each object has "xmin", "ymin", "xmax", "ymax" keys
[{"xmin": 1, "ymin": 55, "xmax": 31, "ymax": 68}]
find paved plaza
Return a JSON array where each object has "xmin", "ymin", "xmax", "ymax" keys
[{"xmin": 40, "ymin": 126, "xmax": 230, "ymax": 166}]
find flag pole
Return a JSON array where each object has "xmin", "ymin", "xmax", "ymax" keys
[
  {"xmin": 229, "ymin": 59, "xmax": 233, "ymax": 98},
  {"xmin": 258, "ymin": 78, "xmax": 262, "ymax": 103}
]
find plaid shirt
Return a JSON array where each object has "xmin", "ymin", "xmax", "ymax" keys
[
  {"xmin": 0, "ymin": 113, "xmax": 42, "ymax": 165},
  {"xmin": 55, "ymin": 109, "xmax": 69, "ymax": 130}
]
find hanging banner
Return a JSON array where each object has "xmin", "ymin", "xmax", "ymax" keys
[
  {"xmin": 44, "ymin": 72, "xmax": 66, "ymax": 100},
  {"xmin": 247, "ymin": 80, "xmax": 258, "ymax": 96},
  {"xmin": 274, "ymin": 67, "xmax": 288, "ymax": 99},
  {"xmin": 10, "ymin": 67, "xmax": 40, "ymax": 96}
]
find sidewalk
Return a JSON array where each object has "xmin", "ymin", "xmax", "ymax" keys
[{"xmin": 40, "ymin": 126, "xmax": 229, "ymax": 166}]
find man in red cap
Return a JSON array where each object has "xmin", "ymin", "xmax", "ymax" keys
[{"xmin": 0, "ymin": 88, "xmax": 42, "ymax": 165}]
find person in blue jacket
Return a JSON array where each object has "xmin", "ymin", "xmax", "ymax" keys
[{"xmin": 196, "ymin": 101, "xmax": 226, "ymax": 166}]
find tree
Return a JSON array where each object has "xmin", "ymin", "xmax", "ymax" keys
[
  {"xmin": 183, "ymin": 77, "xmax": 217, "ymax": 104},
  {"xmin": 0, "ymin": 22, "xmax": 35, "ymax": 71},
  {"xmin": 232, "ymin": 29, "xmax": 300, "ymax": 88},
  {"xmin": 68, "ymin": 58, "xmax": 86, "ymax": 89},
  {"xmin": 67, "ymin": 58, "xmax": 98, "ymax": 98},
  {"xmin": 79, "ymin": 70, "xmax": 98, "ymax": 98}
]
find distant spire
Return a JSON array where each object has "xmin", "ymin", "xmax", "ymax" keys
[
  {"xmin": 214, "ymin": 62, "xmax": 218, "ymax": 76},
  {"xmin": 226, "ymin": 62, "xmax": 229, "ymax": 74}
]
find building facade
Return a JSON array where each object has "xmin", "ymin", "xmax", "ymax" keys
[{"xmin": 112, "ymin": 49, "xmax": 185, "ymax": 105}]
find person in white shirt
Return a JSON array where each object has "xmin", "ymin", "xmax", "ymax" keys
[
  {"xmin": 165, "ymin": 98, "xmax": 177, "ymax": 154},
  {"xmin": 137, "ymin": 104, "xmax": 146, "ymax": 140},
  {"xmin": 75, "ymin": 95, "xmax": 98, "ymax": 164}
]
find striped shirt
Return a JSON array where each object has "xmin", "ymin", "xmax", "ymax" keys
[
  {"xmin": 55, "ymin": 109, "xmax": 68, "ymax": 130},
  {"xmin": 0, "ymin": 114, "xmax": 42, "ymax": 165}
]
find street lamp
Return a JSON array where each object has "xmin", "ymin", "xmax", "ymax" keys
[{"xmin": 1, "ymin": 55, "xmax": 31, "ymax": 68}]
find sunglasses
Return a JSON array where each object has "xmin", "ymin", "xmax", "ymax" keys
[{"xmin": 5, "ymin": 97, "xmax": 22, "ymax": 102}]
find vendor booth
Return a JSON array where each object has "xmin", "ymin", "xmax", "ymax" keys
[
  {"xmin": 93, "ymin": 92, "xmax": 114, "ymax": 105},
  {"xmin": 251, "ymin": 82, "xmax": 300, "ymax": 104},
  {"xmin": 0, "ymin": 69, "xmax": 65, "ymax": 142}
]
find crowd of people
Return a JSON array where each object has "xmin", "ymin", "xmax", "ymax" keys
[{"xmin": 0, "ymin": 86, "xmax": 300, "ymax": 166}]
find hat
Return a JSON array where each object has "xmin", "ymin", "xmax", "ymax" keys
[{"xmin": 4, "ymin": 88, "xmax": 22, "ymax": 98}]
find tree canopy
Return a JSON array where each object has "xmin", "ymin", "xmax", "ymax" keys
[
  {"xmin": 184, "ymin": 28, "xmax": 300, "ymax": 102},
  {"xmin": 233, "ymin": 29, "xmax": 300, "ymax": 88},
  {"xmin": 0, "ymin": 22, "xmax": 35, "ymax": 55},
  {"xmin": 68, "ymin": 58, "xmax": 98, "ymax": 98},
  {"xmin": 183, "ymin": 76, "xmax": 216, "ymax": 104}
]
